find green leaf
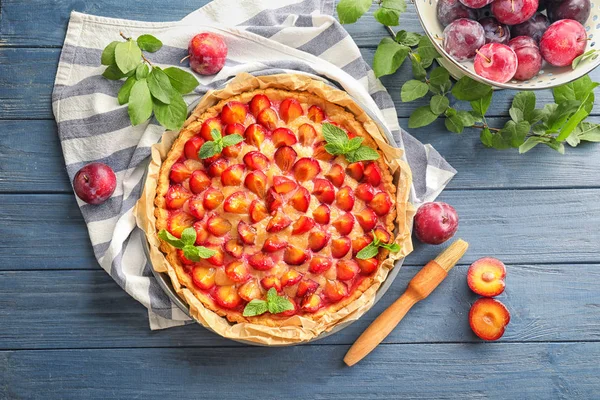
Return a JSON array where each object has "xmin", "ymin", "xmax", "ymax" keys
[
  {"xmin": 452, "ymin": 76, "xmax": 492, "ymax": 101},
  {"xmin": 401, "ymin": 80, "xmax": 429, "ymax": 102},
  {"xmin": 408, "ymin": 106, "xmax": 438, "ymax": 128},
  {"xmin": 373, "ymin": 0, "xmax": 406, "ymax": 26},
  {"xmin": 410, "ymin": 54, "xmax": 427, "ymax": 81},
  {"xmin": 180, "ymin": 227, "xmax": 196, "ymax": 246},
  {"xmin": 210, "ymin": 128, "xmax": 222, "ymax": 142},
  {"xmin": 519, "ymin": 137, "xmax": 544, "ymax": 154},
  {"xmin": 557, "ymin": 105, "xmax": 592, "ymax": 141},
  {"xmin": 345, "ymin": 146, "xmax": 380, "ymax": 162},
  {"xmin": 222, "ymin": 134, "xmax": 244, "ymax": 147},
  {"xmin": 163, "ymin": 67, "xmax": 199, "ymax": 94},
  {"xmin": 243, "ymin": 299, "xmax": 268, "ymax": 317},
  {"xmin": 137, "ymin": 34, "xmax": 163, "ymax": 53},
  {"xmin": 428, "ymin": 67, "xmax": 451, "ymax": 95},
  {"xmin": 509, "ymin": 91, "xmax": 536, "ymax": 123},
  {"xmin": 381, "ymin": 242, "xmax": 401, "ymax": 252},
  {"xmin": 456, "ymin": 110, "xmax": 476, "ymax": 127},
  {"xmin": 102, "ymin": 64, "xmax": 126, "ymax": 80},
  {"xmin": 324, "ymin": 143, "xmax": 346, "ymax": 155},
  {"xmin": 543, "ymin": 139, "xmax": 565, "ymax": 154},
  {"xmin": 135, "ymin": 63, "xmax": 149, "ymax": 80},
  {"xmin": 345, "ymin": 137, "xmax": 364, "ymax": 152},
  {"xmin": 266, "ymin": 288, "xmax": 294, "ymax": 314},
  {"xmin": 373, "ymin": 38, "xmax": 410, "ymax": 78},
  {"xmin": 153, "ymin": 88, "xmax": 188, "ymax": 131},
  {"xmin": 545, "ymin": 100, "xmax": 581, "ymax": 132},
  {"xmin": 147, "ymin": 67, "xmax": 173, "ymax": 105},
  {"xmin": 480, "ymin": 128, "xmax": 493, "ymax": 147},
  {"xmin": 101, "ymin": 41, "xmax": 120, "ymax": 66},
  {"xmin": 199, "ymin": 141, "xmax": 220, "ymax": 159},
  {"xmin": 336, "ymin": 0, "xmax": 372, "ymax": 24},
  {"xmin": 572, "ymin": 49, "xmax": 600, "ymax": 69},
  {"xmin": 430, "ymin": 95, "xmax": 449, "ymax": 115},
  {"xmin": 115, "ymin": 39, "xmax": 142, "ymax": 74},
  {"xmin": 470, "ymin": 91, "xmax": 492, "ymax": 117},
  {"xmin": 356, "ymin": 243, "xmax": 379, "ymax": 260},
  {"xmin": 553, "ymin": 75, "xmax": 598, "ymax": 104},
  {"xmin": 574, "ymin": 121, "xmax": 600, "ymax": 142},
  {"xmin": 417, "ymin": 35, "xmax": 440, "ymax": 60},
  {"xmin": 322, "ymin": 123, "xmax": 349, "ymax": 147},
  {"xmin": 128, "ymin": 79, "xmax": 153, "ymax": 126},
  {"xmin": 445, "ymin": 115, "xmax": 464, "ymax": 133},
  {"xmin": 157, "ymin": 229, "xmax": 185, "ymax": 248},
  {"xmin": 117, "ymin": 76, "xmax": 136, "ymax": 105},
  {"xmin": 395, "ymin": 30, "xmax": 421, "ymax": 47},
  {"xmin": 500, "ymin": 120, "xmax": 530, "ymax": 148}
]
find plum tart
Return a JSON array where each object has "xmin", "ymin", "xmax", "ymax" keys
[{"xmin": 155, "ymin": 88, "xmax": 398, "ymax": 326}]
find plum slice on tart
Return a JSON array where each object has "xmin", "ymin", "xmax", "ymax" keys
[{"xmin": 154, "ymin": 88, "xmax": 400, "ymax": 326}]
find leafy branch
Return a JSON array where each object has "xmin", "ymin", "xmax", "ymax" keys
[
  {"xmin": 101, "ymin": 33, "xmax": 200, "ymax": 131},
  {"xmin": 337, "ymin": 0, "xmax": 407, "ymax": 26}
]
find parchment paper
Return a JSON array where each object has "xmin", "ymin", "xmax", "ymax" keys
[{"xmin": 134, "ymin": 73, "xmax": 414, "ymax": 345}]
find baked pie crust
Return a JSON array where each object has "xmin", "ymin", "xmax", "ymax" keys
[{"xmin": 154, "ymin": 85, "xmax": 401, "ymax": 327}]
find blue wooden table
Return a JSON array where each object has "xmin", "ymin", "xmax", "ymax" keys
[{"xmin": 2, "ymin": 1, "xmax": 600, "ymax": 398}]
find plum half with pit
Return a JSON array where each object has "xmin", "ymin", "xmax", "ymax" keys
[
  {"xmin": 510, "ymin": 13, "xmax": 550, "ymax": 44},
  {"xmin": 73, "ymin": 162, "xmax": 117, "ymax": 205},
  {"xmin": 479, "ymin": 17, "xmax": 511, "ymax": 44},
  {"xmin": 443, "ymin": 18, "xmax": 486, "ymax": 61},
  {"xmin": 509, "ymin": 36, "xmax": 543, "ymax": 80},
  {"xmin": 491, "ymin": 0, "xmax": 538, "ymax": 25},
  {"xmin": 474, "ymin": 43, "xmax": 518, "ymax": 83},
  {"xmin": 413, "ymin": 202, "xmax": 459, "ymax": 245},
  {"xmin": 547, "ymin": 0, "xmax": 591, "ymax": 24},
  {"xmin": 540, "ymin": 19, "xmax": 587, "ymax": 67},
  {"xmin": 437, "ymin": 0, "xmax": 478, "ymax": 26}
]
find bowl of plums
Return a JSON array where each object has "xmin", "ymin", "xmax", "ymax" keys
[{"xmin": 415, "ymin": 0, "xmax": 600, "ymax": 88}]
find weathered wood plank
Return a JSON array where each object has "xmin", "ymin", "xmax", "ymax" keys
[
  {"xmin": 0, "ymin": 120, "xmax": 71, "ymax": 192},
  {"xmin": 2, "ymin": 189, "xmax": 599, "ymax": 270},
  {"xmin": 1, "ymin": 264, "xmax": 598, "ymax": 350},
  {"xmin": 0, "ymin": 0, "xmax": 402, "ymax": 48},
  {"xmin": 2, "ymin": 343, "xmax": 599, "ymax": 399},
  {"xmin": 2, "ymin": 119, "xmax": 599, "ymax": 194},
  {"xmin": 2, "ymin": 47, "xmax": 600, "ymax": 120}
]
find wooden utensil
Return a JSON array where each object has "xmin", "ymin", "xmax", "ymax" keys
[{"xmin": 344, "ymin": 239, "xmax": 469, "ymax": 366}]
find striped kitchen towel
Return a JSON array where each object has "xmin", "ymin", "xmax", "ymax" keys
[{"xmin": 52, "ymin": 0, "xmax": 456, "ymax": 330}]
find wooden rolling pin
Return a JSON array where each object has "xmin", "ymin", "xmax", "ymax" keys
[{"xmin": 344, "ymin": 239, "xmax": 469, "ymax": 366}]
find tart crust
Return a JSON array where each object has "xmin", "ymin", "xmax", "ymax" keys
[{"xmin": 155, "ymin": 88, "xmax": 398, "ymax": 327}]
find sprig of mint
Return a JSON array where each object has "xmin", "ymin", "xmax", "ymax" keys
[
  {"xmin": 242, "ymin": 288, "xmax": 294, "ymax": 317},
  {"xmin": 337, "ymin": 0, "xmax": 407, "ymax": 26},
  {"xmin": 198, "ymin": 129, "xmax": 244, "ymax": 159},
  {"xmin": 321, "ymin": 123, "xmax": 380, "ymax": 162},
  {"xmin": 158, "ymin": 228, "xmax": 216, "ymax": 262},
  {"xmin": 101, "ymin": 32, "xmax": 199, "ymax": 131},
  {"xmin": 356, "ymin": 233, "xmax": 401, "ymax": 260}
]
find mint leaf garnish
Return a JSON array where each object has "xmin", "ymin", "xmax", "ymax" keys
[
  {"xmin": 199, "ymin": 141, "xmax": 220, "ymax": 159},
  {"xmin": 243, "ymin": 299, "xmax": 269, "ymax": 317},
  {"xmin": 180, "ymin": 227, "xmax": 196, "ymax": 246},
  {"xmin": 222, "ymin": 134, "xmax": 244, "ymax": 147},
  {"xmin": 357, "ymin": 233, "xmax": 401, "ymax": 260},
  {"xmin": 242, "ymin": 288, "xmax": 293, "ymax": 317},
  {"xmin": 321, "ymin": 123, "xmax": 380, "ymax": 163},
  {"xmin": 157, "ymin": 229, "xmax": 216, "ymax": 262}
]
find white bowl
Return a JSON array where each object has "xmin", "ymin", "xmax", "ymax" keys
[{"xmin": 414, "ymin": 0, "xmax": 600, "ymax": 89}]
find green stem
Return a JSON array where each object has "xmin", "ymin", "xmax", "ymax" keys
[{"xmin": 472, "ymin": 124, "xmax": 501, "ymax": 132}]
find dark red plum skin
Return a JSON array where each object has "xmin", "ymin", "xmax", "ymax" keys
[
  {"xmin": 443, "ymin": 18, "xmax": 486, "ymax": 61},
  {"xmin": 509, "ymin": 36, "xmax": 543, "ymax": 80},
  {"xmin": 414, "ymin": 202, "xmax": 459, "ymax": 245},
  {"xmin": 479, "ymin": 17, "xmax": 511, "ymax": 44},
  {"xmin": 73, "ymin": 163, "xmax": 117, "ymax": 205},
  {"xmin": 510, "ymin": 13, "xmax": 550, "ymax": 44},
  {"xmin": 547, "ymin": 0, "xmax": 591, "ymax": 24},
  {"xmin": 437, "ymin": 0, "xmax": 478, "ymax": 26}
]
